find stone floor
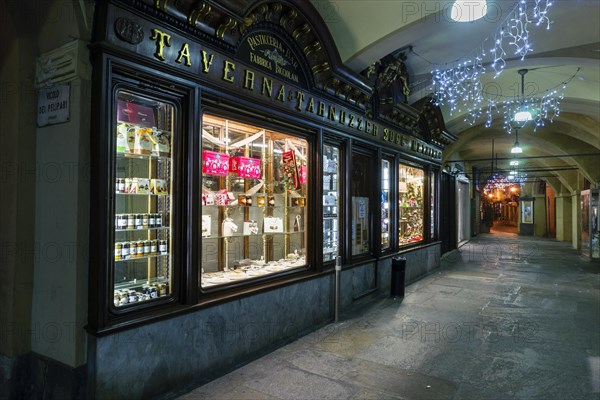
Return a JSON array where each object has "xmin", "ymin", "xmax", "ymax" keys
[{"xmin": 175, "ymin": 233, "xmax": 600, "ymax": 400}]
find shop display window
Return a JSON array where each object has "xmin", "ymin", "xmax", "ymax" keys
[
  {"xmin": 430, "ymin": 170, "xmax": 436, "ymax": 240},
  {"xmin": 381, "ymin": 159, "xmax": 391, "ymax": 250},
  {"xmin": 323, "ymin": 144, "xmax": 340, "ymax": 262},
  {"xmin": 113, "ymin": 90, "xmax": 175, "ymax": 307},
  {"xmin": 200, "ymin": 115, "xmax": 308, "ymax": 287},
  {"xmin": 398, "ymin": 164, "xmax": 424, "ymax": 245},
  {"xmin": 351, "ymin": 152, "xmax": 373, "ymax": 256}
]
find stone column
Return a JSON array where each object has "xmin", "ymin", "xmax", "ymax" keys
[
  {"xmin": 572, "ymin": 192, "xmax": 581, "ymax": 249},
  {"xmin": 555, "ymin": 193, "xmax": 572, "ymax": 242}
]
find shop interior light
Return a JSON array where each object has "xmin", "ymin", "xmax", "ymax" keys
[
  {"xmin": 510, "ymin": 160, "xmax": 520, "ymax": 166},
  {"xmin": 451, "ymin": 0, "xmax": 488, "ymax": 22}
]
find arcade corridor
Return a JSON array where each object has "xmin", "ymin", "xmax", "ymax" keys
[{"xmin": 174, "ymin": 233, "xmax": 600, "ymax": 400}]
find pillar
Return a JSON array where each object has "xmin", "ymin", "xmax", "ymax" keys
[
  {"xmin": 555, "ymin": 193, "xmax": 572, "ymax": 242},
  {"xmin": 572, "ymin": 193, "xmax": 581, "ymax": 249}
]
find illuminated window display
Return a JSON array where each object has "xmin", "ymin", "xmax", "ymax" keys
[
  {"xmin": 113, "ymin": 90, "xmax": 175, "ymax": 307},
  {"xmin": 398, "ymin": 165, "xmax": 424, "ymax": 245},
  {"xmin": 323, "ymin": 144, "xmax": 340, "ymax": 262},
  {"xmin": 200, "ymin": 115, "xmax": 308, "ymax": 287},
  {"xmin": 351, "ymin": 152, "xmax": 373, "ymax": 256},
  {"xmin": 381, "ymin": 159, "xmax": 391, "ymax": 250}
]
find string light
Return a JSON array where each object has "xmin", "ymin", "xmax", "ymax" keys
[{"xmin": 431, "ymin": 0, "xmax": 556, "ymax": 132}]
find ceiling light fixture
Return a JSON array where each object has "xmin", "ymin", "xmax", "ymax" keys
[
  {"xmin": 513, "ymin": 69, "xmax": 533, "ymax": 123},
  {"xmin": 451, "ymin": 0, "xmax": 488, "ymax": 22},
  {"xmin": 511, "ymin": 127, "xmax": 523, "ymax": 154}
]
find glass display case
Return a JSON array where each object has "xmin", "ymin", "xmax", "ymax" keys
[
  {"xmin": 200, "ymin": 115, "xmax": 308, "ymax": 287},
  {"xmin": 323, "ymin": 144, "xmax": 340, "ymax": 262},
  {"xmin": 430, "ymin": 170, "xmax": 436, "ymax": 240},
  {"xmin": 113, "ymin": 90, "xmax": 174, "ymax": 307},
  {"xmin": 581, "ymin": 189, "xmax": 599, "ymax": 260},
  {"xmin": 398, "ymin": 164, "xmax": 424, "ymax": 245},
  {"xmin": 381, "ymin": 159, "xmax": 391, "ymax": 250},
  {"xmin": 351, "ymin": 151, "xmax": 373, "ymax": 256}
]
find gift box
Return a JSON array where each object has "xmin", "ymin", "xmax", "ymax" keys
[
  {"xmin": 230, "ymin": 156, "xmax": 261, "ymax": 179},
  {"xmin": 201, "ymin": 215, "xmax": 211, "ymax": 237},
  {"xmin": 202, "ymin": 193, "xmax": 214, "ymax": 205},
  {"xmin": 214, "ymin": 193, "xmax": 228, "ymax": 205},
  {"xmin": 298, "ymin": 165, "xmax": 307, "ymax": 185},
  {"xmin": 202, "ymin": 150, "xmax": 230, "ymax": 176},
  {"xmin": 151, "ymin": 179, "xmax": 168, "ymax": 195},
  {"xmin": 243, "ymin": 220, "xmax": 259, "ymax": 235},
  {"xmin": 264, "ymin": 217, "xmax": 283, "ymax": 233},
  {"xmin": 130, "ymin": 178, "xmax": 150, "ymax": 194}
]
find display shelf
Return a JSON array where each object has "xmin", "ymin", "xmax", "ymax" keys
[
  {"xmin": 115, "ymin": 253, "xmax": 169, "ymax": 263},
  {"xmin": 115, "ymin": 192, "xmax": 170, "ymax": 197},
  {"xmin": 202, "ymin": 230, "xmax": 305, "ymax": 240},
  {"xmin": 116, "ymin": 152, "xmax": 170, "ymax": 162},
  {"xmin": 115, "ymin": 227, "xmax": 169, "ymax": 232},
  {"xmin": 114, "ymin": 276, "xmax": 169, "ymax": 291}
]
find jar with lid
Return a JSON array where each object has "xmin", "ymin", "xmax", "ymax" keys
[
  {"xmin": 159, "ymin": 239, "xmax": 168, "ymax": 255},
  {"xmin": 116, "ymin": 178, "xmax": 125, "ymax": 193},
  {"xmin": 115, "ymin": 242, "xmax": 122, "ymax": 261},
  {"xmin": 142, "ymin": 214, "xmax": 149, "ymax": 229},
  {"xmin": 122, "ymin": 242, "xmax": 130, "ymax": 259},
  {"xmin": 129, "ymin": 241, "xmax": 138, "ymax": 257},
  {"xmin": 149, "ymin": 213, "xmax": 156, "ymax": 228},
  {"xmin": 127, "ymin": 214, "xmax": 135, "ymax": 230},
  {"xmin": 135, "ymin": 214, "xmax": 143, "ymax": 229},
  {"xmin": 136, "ymin": 240, "xmax": 144, "ymax": 256},
  {"xmin": 118, "ymin": 214, "xmax": 128, "ymax": 230}
]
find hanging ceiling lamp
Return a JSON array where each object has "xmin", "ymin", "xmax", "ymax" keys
[
  {"xmin": 451, "ymin": 0, "xmax": 488, "ymax": 22},
  {"xmin": 513, "ymin": 69, "xmax": 534, "ymax": 123},
  {"xmin": 511, "ymin": 127, "xmax": 523, "ymax": 154}
]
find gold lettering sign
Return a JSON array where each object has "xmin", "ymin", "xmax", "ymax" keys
[{"xmin": 143, "ymin": 25, "xmax": 441, "ymax": 160}]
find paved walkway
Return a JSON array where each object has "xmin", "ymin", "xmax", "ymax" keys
[{"xmin": 177, "ymin": 234, "xmax": 600, "ymax": 400}]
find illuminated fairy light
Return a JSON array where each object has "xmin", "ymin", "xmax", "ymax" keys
[{"xmin": 431, "ymin": 0, "xmax": 554, "ymax": 125}]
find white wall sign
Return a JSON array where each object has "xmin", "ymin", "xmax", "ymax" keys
[{"xmin": 37, "ymin": 84, "xmax": 70, "ymax": 127}]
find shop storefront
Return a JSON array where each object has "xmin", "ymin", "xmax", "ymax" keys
[{"xmin": 87, "ymin": 1, "xmax": 452, "ymax": 397}]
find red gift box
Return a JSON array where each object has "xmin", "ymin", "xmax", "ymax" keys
[
  {"xmin": 230, "ymin": 156, "xmax": 261, "ymax": 179},
  {"xmin": 202, "ymin": 150, "xmax": 230, "ymax": 176},
  {"xmin": 298, "ymin": 165, "xmax": 307, "ymax": 185}
]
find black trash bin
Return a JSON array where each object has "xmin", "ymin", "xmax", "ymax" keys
[{"xmin": 390, "ymin": 257, "xmax": 406, "ymax": 298}]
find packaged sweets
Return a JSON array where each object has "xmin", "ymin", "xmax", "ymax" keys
[
  {"xmin": 116, "ymin": 123, "xmax": 129, "ymax": 153},
  {"xmin": 134, "ymin": 127, "xmax": 153, "ymax": 155},
  {"xmin": 152, "ymin": 129, "xmax": 171, "ymax": 157}
]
